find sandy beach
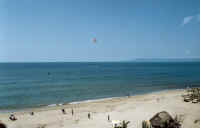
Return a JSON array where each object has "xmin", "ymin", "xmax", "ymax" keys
[{"xmin": 0, "ymin": 89, "xmax": 200, "ymax": 128}]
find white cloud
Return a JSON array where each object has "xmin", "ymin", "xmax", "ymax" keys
[
  {"xmin": 182, "ymin": 16, "xmax": 194, "ymax": 26},
  {"xmin": 182, "ymin": 13, "xmax": 200, "ymax": 26}
]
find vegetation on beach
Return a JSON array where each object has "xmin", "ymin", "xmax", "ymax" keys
[{"xmin": 182, "ymin": 87, "xmax": 200, "ymax": 103}]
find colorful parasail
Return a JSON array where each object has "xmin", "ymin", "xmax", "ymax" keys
[{"xmin": 93, "ymin": 38, "xmax": 97, "ymax": 43}]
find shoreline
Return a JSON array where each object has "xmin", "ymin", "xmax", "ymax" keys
[
  {"xmin": 0, "ymin": 88, "xmax": 185, "ymax": 114},
  {"xmin": 0, "ymin": 88, "xmax": 186, "ymax": 115}
]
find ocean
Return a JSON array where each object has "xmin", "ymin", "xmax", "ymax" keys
[{"xmin": 0, "ymin": 62, "xmax": 200, "ymax": 111}]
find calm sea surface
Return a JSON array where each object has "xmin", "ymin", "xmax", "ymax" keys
[{"xmin": 0, "ymin": 62, "xmax": 200, "ymax": 111}]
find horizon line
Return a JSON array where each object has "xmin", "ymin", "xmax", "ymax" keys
[{"xmin": 1, "ymin": 58, "xmax": 200, "ymax": 63}]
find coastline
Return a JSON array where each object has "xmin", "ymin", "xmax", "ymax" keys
[
  {"xmin": 1, "ymin": 88, "xmax": 200, "ymax": 128},
  {"xmin": 1, "ymin": 61, "xmax": 200, "ymax": 114},
  {"xmin": 0, "ymin": 88, "xmax": 184, "ymax": 114}
]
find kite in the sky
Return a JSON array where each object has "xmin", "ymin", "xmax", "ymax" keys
[{"xmin": 93, "ymin": 38, "xmax": 97, "ymax": 43}]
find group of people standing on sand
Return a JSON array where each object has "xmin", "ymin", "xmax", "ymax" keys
[
  {"xmin": 8, "ymin": 108, "xmax": 111, "ymax": 128},
  {"xmin": 61, "ymin": 108, "xmax": 74, "ymax": 116},
  {"xmin": 9, "ymin": 108, "xmax": 75, "ymax": 122},
  {"xmin": 9, "ymin": 111, "xmax": 35, "ymax": 121},
  {"xmin": 61, "ymin": 108, "xmax": 111, "ymax": 122},
  {"xmin": 61, "ymin": 108, "xmax": 93, "ymax": 120},
  {"xmin": 61, "ymin": 108, "xmax": 92, "ymax": 120}
]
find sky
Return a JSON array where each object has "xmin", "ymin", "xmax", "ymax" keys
[{"xmin": 0, "ymin": 0, "xmax": 200, "ymax": 62}]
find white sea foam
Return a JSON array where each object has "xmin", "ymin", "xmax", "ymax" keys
[
  {"xmin": 47, "ymin": 103, "xmax": 64, "ymax": 107},
  {"xmin": 47, "ymin": 104, "xmax": 57, "ymax": 107},
  {"xmin": 69, "ymin": 96, "xmax": 124, "ymax": 105}
]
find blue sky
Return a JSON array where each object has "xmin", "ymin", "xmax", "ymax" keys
[{"xmin": 0, "ymin": 0, "xmax": 200, "ymax": 62}]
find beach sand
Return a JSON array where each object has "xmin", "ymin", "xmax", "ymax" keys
[{"xmin": 0, "ymin": 89, "xmax": 200, "ymax": 128}]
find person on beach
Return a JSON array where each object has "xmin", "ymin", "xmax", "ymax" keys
[
  {"xmin": 9, "ymin": 114, "xmax": 17, "ymax": 121},
  {"xmin": 62, "ymin": 109, "xmax": 66, "ymax": 114},
  {"xmin": 30, "ymin": 112, "xmax": 34, "ymax": 116},
  {"xmin": 71, "ymin": 109, "xmax": 74, "ymax": 116},
  {"xmin": 108, "ymin": 115, "xmax": 110, "ymax": 121},
  {"xmin": 88, "ymin": 113, "xmax": 91, "ymax": 119}
]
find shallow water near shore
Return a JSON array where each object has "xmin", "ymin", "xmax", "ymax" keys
[{"xmin": 0, "ymin": 62, "xmax": 200, "ymax": 111}]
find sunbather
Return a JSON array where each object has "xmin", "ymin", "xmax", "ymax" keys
[{"xmin": 9, "ymin": 114, "xmax": 17, "ymax": 121}]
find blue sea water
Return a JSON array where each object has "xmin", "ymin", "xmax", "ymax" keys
[{"xmin": 0, "ymin": 62, "xmax": 200, "ymax": 111}]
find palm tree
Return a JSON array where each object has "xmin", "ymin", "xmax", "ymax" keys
[{"xmin": 122, "ymin": 120, "xmax": 130, "ymax": 128}]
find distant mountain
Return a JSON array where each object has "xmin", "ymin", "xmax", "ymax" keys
[{"xmin": 131, "ymin": 58, "xmax": 200, "ymax": 62}]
